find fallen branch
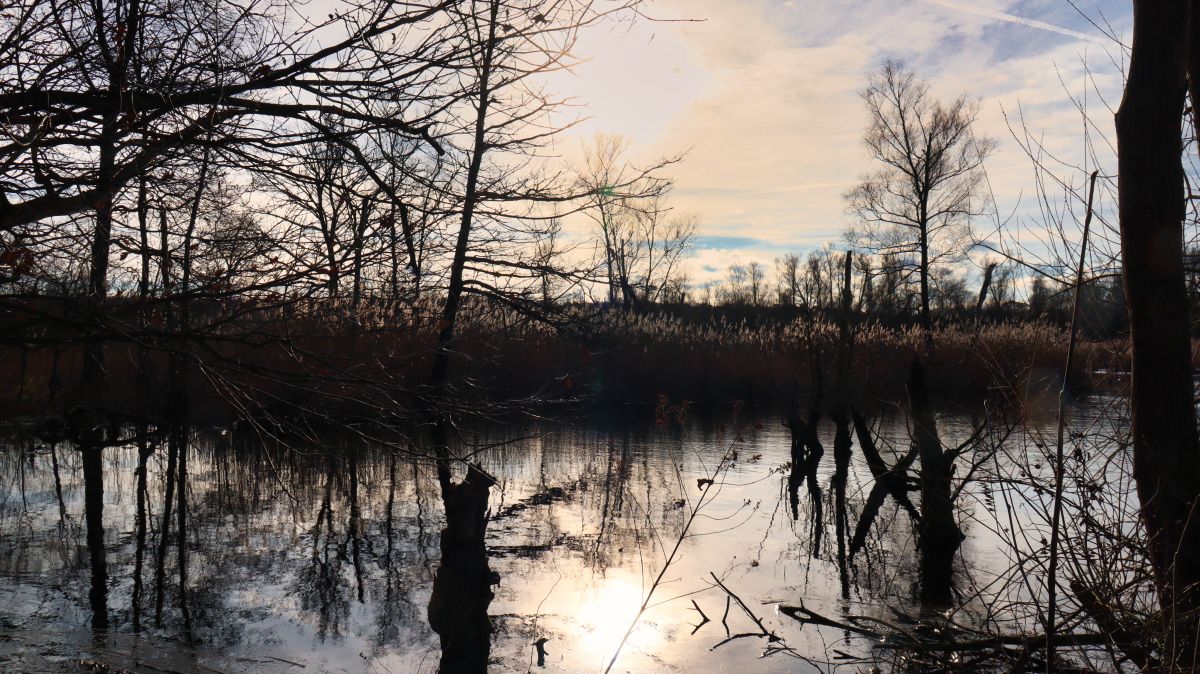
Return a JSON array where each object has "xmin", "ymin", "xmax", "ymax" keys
[
  {"xmin": 689, "ymin": 599, "xmax": 711, "ymax": 635},
  {"xmin": 778, "ymin": 601, "xmax": 1113, "ymax": 670}
]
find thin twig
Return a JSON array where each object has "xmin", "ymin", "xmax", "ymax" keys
[{"xmin": 1046, "ymin": 169, "xmax": 1098, "ymax": 671}]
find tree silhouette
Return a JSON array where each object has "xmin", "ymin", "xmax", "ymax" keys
[{"xmin": 846, "ymin": 59, "xmax": 995, "ymax": 347}]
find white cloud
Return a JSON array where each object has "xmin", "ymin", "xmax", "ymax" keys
[{"xmin": 552, "ymin": 0, "xmax": 1129, "ymax": 284}]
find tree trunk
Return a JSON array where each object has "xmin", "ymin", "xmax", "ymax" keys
[
  {"xmin": 1117, "ymin": 1, "xmax": 1200, "ymax": 668},
  {"xmin": 429, "ymin": 0, "xmax": 498, "ymax": 395},
  {"xmin": 176, "ymin": 424, "xmax": 191, "ymax": 637},
  {"xmin": 975, "ymin": 262, "xmax": 996, "ymax": 321},
  {"xmin": 398, "ymin": 202, "xmax": 420, "ymax": 304},
  {"xmin": 137, "ymin": 177, "xmax": 151, "ymax": 298},
  {"xmin": 351, "ymin": 196, "xmax": 368, "ymax": 314},
  {"xmin": 49, "ymin": 443, "xmax": 67, "ymax": 524},
  {"xmin": 75, "ymin": 9, "xmax": 131, "ymax": 612},
  {"xmin": 425, "ymin": 7, "xmax": 501, "ymax": 671},
  {"xmin": 388, "ymin": 205, "xmax": 401, "ymax": 306},
  {"xmin": 81, "ymin": 0, "xmax": 140, "ymax": 401},
  {"xmin": 831, "ymin": 251, "xmax": 854, "ymax": 598},
  {"xmin": 132, "ymin": 439, "xmax": 151, "ymax": 631},
  {"xmin": 918, "ymin": 210, "xmax": 933, "ymax": 351}
]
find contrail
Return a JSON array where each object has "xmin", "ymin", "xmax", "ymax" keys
[{"xmin": 922, "ymin": 0, "xmax": 1109, "ymax": 45}]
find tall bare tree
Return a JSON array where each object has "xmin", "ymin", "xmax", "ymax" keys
[
  {"xmin": 421, "ymin": 4, "xmax": 655, "ymax": 670},
  {"xmin": 1116, "ymin": 1, "xmax": 1200, "ymax": 668},
  {"xmin": 846, "ymin": 60, "xmax": 995, "ymax": 346},
  {"xmin": 575, "ymin": 133, "xmax": 678, "ymax": 308}
]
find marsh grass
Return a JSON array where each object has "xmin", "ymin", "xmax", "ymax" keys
[{"xmin": 0, "ymin": 298, "xmax": 1120, "ymax": 420}]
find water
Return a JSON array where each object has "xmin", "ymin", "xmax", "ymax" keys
[{"xmin": 0, "ymin": 401, "xmax": 1127, "ymax": 672}]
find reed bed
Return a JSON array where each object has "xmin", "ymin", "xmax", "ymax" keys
[{"xmin": 0, "ymin": 298, "xmax": 1123, "ymax": 420}]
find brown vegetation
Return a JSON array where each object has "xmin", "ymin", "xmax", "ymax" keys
[{"xmin": 0, "ymin": 300, "xmax": 1117, "ymax": 422}]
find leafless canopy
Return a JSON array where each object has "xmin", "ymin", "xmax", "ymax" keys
[{"xmin": 846, "ymin": 59, "xmax": 996, "ymax": 338}]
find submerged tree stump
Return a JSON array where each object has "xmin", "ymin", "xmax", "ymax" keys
[
  {"xmin": 909, "ymin": 359, "xmax": 962, "ymax": 605},
  {"xmin": 428, "ymin": 463, "xmax": 498, "ymax": 673}
]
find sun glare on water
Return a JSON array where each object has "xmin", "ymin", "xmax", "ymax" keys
[{"xmin": 574, "ymin": 576, "xmax": 666, "ymax": 667}]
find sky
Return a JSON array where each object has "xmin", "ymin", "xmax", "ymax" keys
[{"xmin": 547, "ymin": 0, "xmax": 1131, "ymax": 286}]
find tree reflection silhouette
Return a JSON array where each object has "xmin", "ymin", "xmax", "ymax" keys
[{"xmin": 427, "ymin": 462, "xmax": 497, "ymax": 673}]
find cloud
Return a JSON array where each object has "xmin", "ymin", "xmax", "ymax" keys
[
  {"xmin": 693, "ymin": 235, "xmax": 775, "ymax": 250},
  {"xmin": 557, "ymin": 0, "xmax": 1130, "ymax": 285},
  {"xmin": 743, "ymin": 181, "xmax": 860, "ymax": 196},
  {"xmin": 920, "ymin": 0, "xmax": 1108, "ymax": 45}
]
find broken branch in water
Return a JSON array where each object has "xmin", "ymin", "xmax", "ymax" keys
[
  {"xmin": 777, "ymin": 602, "xmax": 1114, "ymax": 671},
  {"xmin": 708, "ymin": 572, "xmax": 780, "ymax": 643},
  {"xmin": 688, "ymin": 599, "xmax": 711, "ymax": 635},
  {"xmin": 703, "ymin": 574, "xmax": 814, "ymax": 663}
]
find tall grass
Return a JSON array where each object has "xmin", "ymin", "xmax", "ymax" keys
[{"xmin": 0, "ymin": 298, "xmax": 1122, "ymax": 421}]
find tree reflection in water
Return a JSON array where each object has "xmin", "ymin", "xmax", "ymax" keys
[
  {"xmin": 0, "ymin": 411, "xmax": 1009, "ymax": 672},
  {"xmin": 427, "ymin": 463, "xmax": 496, "ymax": 673}
]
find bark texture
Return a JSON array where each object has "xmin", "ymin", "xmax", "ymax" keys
[{"xmin": 1118, "ymin": 1, "xmax": 1200, "ymax": 668}]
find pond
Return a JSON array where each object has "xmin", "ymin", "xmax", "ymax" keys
[{"xmin": 0, "ymin": 399, "xmax": 1128, "ymax": 672}]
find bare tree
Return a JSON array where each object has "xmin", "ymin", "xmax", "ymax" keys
[
  {"xmin": 533, "ymin": 216, "xmax": 563, "ymax": 307},
  {"xmin": 986, "ymin": 261, "xmax": 1015, "ymax": 312},
  {"xmin": 846, "ymin": 60, "xmax": 996, "ymax": 346},
  {"xmin": 1116, "ymin": 1, "xmax": 1200, "ymax": 668},
  {"xmin": 929, "ymin": 265, "xmax": 968, "ymax": 313},
  {"xmin": 421, "ymin": 4, "xmax": 655, "ymax": 670},
  {"xmin": 634, "ymin": 199, "xmax": 697, "ymax": 304},
  {"xmin": 262, "ymin": 135, "xmax": 371, "ymax": 302},
  {"xmin": 720, "ymin": 263, "xmax": 749, "ymax": 305},
  {"xmin": 575, "ymin": 133, "xmax": 679, "ymax": 308},
  {"xmin": 747, "ymin": 261, "xmax": 765, "ymax": 305},
  {"xmin": 776, "ymin": 253, "xmax": 801, "ymax": 307}
]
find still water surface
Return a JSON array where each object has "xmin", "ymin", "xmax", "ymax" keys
[{"xmin": 0, "ymin": 402, "xmax": 1123, "ymax": 672}]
